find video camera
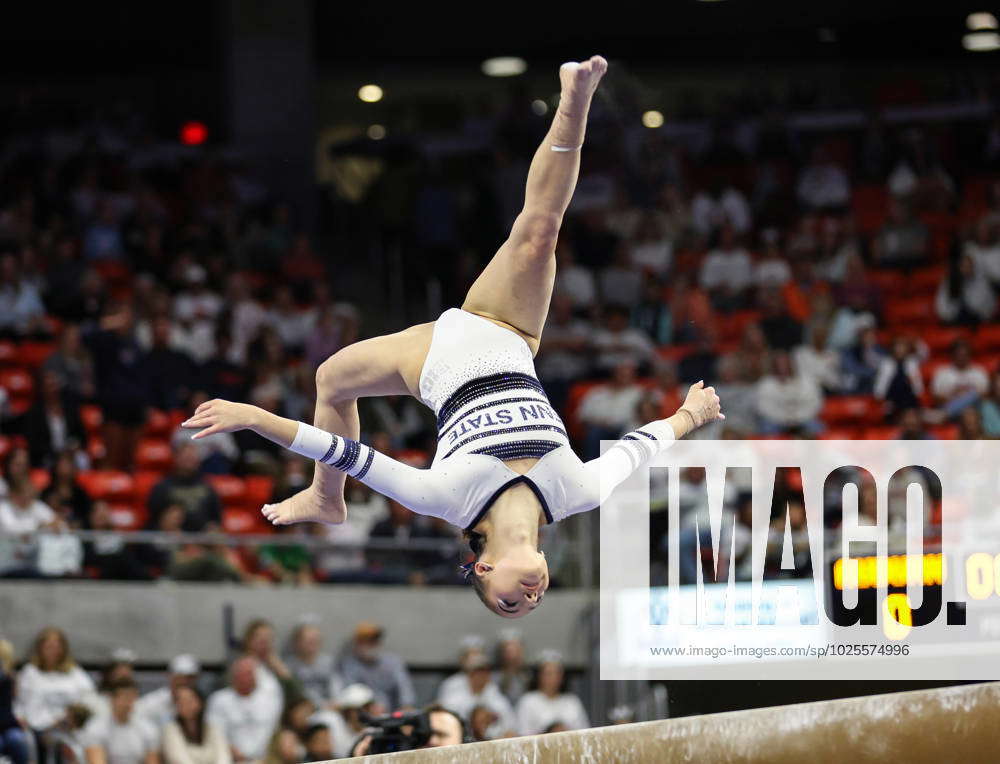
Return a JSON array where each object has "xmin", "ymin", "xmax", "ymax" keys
[{"xmin": 361, "ymin": 710, "xmax": 433, "ymax": 754}]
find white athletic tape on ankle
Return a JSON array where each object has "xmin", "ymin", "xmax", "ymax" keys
[
  {"xmin": 550, "ymin": 144, "xmax": 582, "ymax": 152},
  {"xmin": 290, "ymin": 422, "xmax": 337, "ymax": 462}
]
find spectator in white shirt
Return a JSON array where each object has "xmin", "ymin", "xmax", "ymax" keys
[
  {"xmin": 699, "ymin": 224, "xmax": 753, "ymax": 310},
  {"xmin": 691, "ymin": 186, "xmax": 752, "ymax": 236},
  {"xmin": 578, "ymin": 361, "xmax": 648, "ymax": 458},
  {"xmin": 755, "ymin": 351, "xmax": 823, "ymax": 435},
  {"xmin": 965, "ymin": 218, "xmax": 1000, "ymax": 287},
  {"xmin": 135, "ymin": 654, "xmax": 201, "ymax": 732},
  {"xmin": 931, "ymin": 339, "xmax": 990, "ymax": 417},
  {"xmin": 592, "ymin": 306, "xmax": 654, "ymax": 374},
  {"xmin": 436, "ymin": 653, "xmax": 515, "ymax": 736},
  {"xmin": 753, "ymin": 229, "xmax": 792, "ymax": 289},
  {"xmin": 796, "ymin": 146, "xmax": 851, "ymax": 210},
  {"xmin": 172, "ymin": 265, "xmax": 222, "ymax": 361},
  {"xmin": 206, "ymin": 657, "xmax": 281, "ymax": 762},
  {"xmin": 17, "ymin": 627, "xmax": 99, "ymax": 737},
  {"xmin": 552, "ymin": 243, "xmax": 596, "ymax": 311},
  {"xmin": 793, "ymin": 324, "xmax": 842, "ymax": 394},
  {"xmin": 238, "ymin": 620, "xmax": 291, "ymax": 718},
  {"xmin": 81, "ymin": 679, "xmax": 160, "ymax": 764},
  {"xmin": 267, "ymin": 285, "xmax": 313, "ymax": 352},
  {"xmin": 627, "ymin": 214, "xmax": 673, "ymax": 277},
  {"xmin": 514, "ymin": 652, "xmax": 589, "ymax": 737},
  {"xmin": 536, "ymin": 294, "xmax": 594, "ymax": 410},
  {"xmin": 0, "ymin": 451, "xmax": 58, "ymax": 576},
  {"xmin": 224, "ymin": 273, "xmax": 268, "ymax": 366},
  {"xmin": 161, "ymin": 685, "xmax": 231, "ymax": 764},
  {"xmin": 936, "ymin": 252, "xmax": 997, "ymax": 326}
]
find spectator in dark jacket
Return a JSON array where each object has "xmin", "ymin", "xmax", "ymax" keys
[
  {"xmin": 146, "ymin": 315, "xmax": 197, "ymax": 410},
  {"xmin": 147, "ymin": 443, "xmax": 222, "ymax": 532},
  {"xmin": 41, "ymin": 451, "xmax": 92, "ymax": 528},
  {"xmin": 18, "ymin": 370, "xmax": 86, "ymax": 468},
  {"xmin": 85, "ymin": 302, "xmax": 150, "ymax": 470}
]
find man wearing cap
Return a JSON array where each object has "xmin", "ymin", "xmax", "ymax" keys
[
  {"xmin": 310, "ymin": 683, "xmax": 379, "ymax": 760},
  {"xmin": 134, "ymin": 654, "xmax": 200, "ymax": 732},
  {"xmin": 337, "ymin": 622, "xmax": 414, "ymax": 712},
  {"xmin": 436, "ymin": 652, "xmax": 515, "ymax": 736}
]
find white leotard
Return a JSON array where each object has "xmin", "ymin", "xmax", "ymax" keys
[{"xmin": 290, "ymin": 309, "xmax": 677, "ymax": 529}]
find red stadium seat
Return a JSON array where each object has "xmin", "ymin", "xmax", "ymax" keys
[
  {"xmin": 851, "ymin": 185, "xmax": 889, "ymax": 234},
  {"xmin": 243, "ymin": 475, "xmax": 275, "ymax": 510},
  {"xmin": 920, "ymin": 327, "xmax": 971, "ymax": 356},
  {"xmin": 87, "ymin": 436, "xmax": 106, "ymax": 463},
  {"xmin": 207, "ymin": 475, "xmax": 247, "ymax": 506},
  {"xmin": 0, "ymin": 341, "xmax": 15, "ymax": 366},
  {"xmin": 820, "ymin": 396, "xmax": 882, "ymax": 426},
  {"xmin": 80, "ymin": 404, "xmax": 104, "ymax": 434},
  {"xmin": 144, "ymin": 409, "xmax": 173, "ymax": 437},
  {"xmin": 975, "ymin": 325, "xmax": 1000, "ymax": 353},
  {"xmin": 29, "ymin": 469, "xmax": 50, "ymax": 491},
  {"xmin": 883, "ymin": 297, "xmax": 936, "ymax": 327},
  {"xmin": 136, "ymin": 439, "xmax": 173, "ymax": 471},
  {"xmin": 908, "ymin": 265, "xmax": 946, "ymax": 296},
  {"xmin": 15, "ymin": 342, "xmax": 55, "ymax": 369},
  {"xmin": 929, "ymin": 423, "xmax": 960, "ymax": 440},
  {"xmin": 0, "ymin": 435, "xmax": 10, "ymax": 460},
  {"xmin": 77, "ymin": 471, "xmax": 136, "ymax": 502},
  {"xmin": 0, "ymin": 368, "xmax": 34, "ymax": 398},
  {"xmin": 818, "ymin": 427, "xmax": 860, "ymax": 440}
]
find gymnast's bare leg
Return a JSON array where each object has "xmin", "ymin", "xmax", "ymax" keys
[{"xmin": 263, "ymin": 56, "xmax": 608, "ymax": 525}]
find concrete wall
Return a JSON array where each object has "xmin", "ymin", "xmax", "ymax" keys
[{"xmin": 0, "ymin": 581, "xmax": 594, "ymax": 667}]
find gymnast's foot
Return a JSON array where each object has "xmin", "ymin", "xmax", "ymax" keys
[
  {"xmin": 262, "ymin": 487, "xmax": 347, "ymax": 526},
  {"xmin": 558, "ymin": 55, "xmax": 608, "ymax": 117}
]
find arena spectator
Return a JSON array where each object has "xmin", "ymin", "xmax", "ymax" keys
[
  {"xmin": 302, "ymin": 723, "xmax": 333, "ymax": 761},
  {"xmin": 690, "ymin": 184, "xmax": 752, "ymax": 235},
  {"xmin": 206, "ymin": 656, "xmax": 281, "ymax": 762},
  {"xmin": 931, "ymin": 339, "xmax": 989, "ymax": 417},
  {"xmin": 958, "ymin": 407, "xmax": 987, "ymax": 440},
  {"xmin": 82, "ymin": 202, "xmax": 126, "ymax": 263},
  {"xmin": 80, "ymin": 679, "xmax": 160, "ymax": 764},
  {"xmin": 840, "ymin": 327, "xmax": 885, "ymax": 394},
  {"xmin": 83, "ymin": 501, "xmax": 151, "ymax": 580},
  {"xmin": 469, "ymin": 704, "xmax": 498, "ymax": 741},
  {"xmin": 898, "ymin": 408, "xmax": 932, "ymax": 440},
  {"xmin": 224, "ymin": 274, "xmax": 268, "ymax": 367},
  {"xmin": 964, "ymin": 218, "xmax": 1000, "ymax": 287},
  {"xmin": 514, "ymin": 652, "xmax": 589, "ymax": 736},
  {"xmin": 312, "ymin": 683, "xmax": 379, "ymax": 759},
  {"xmin": 145, "ymin": 317, "xmax": 197, "ymax": 411},
  {"xmin": 266, "ymin": 285, "xmax": 312, "ymax": 353},
  {"xmin": 147, "ymin": 444, "xmax": 222, "ymax": 532},
  {"xmin": 592, "ymin": 306, "xmax": 654, "ymax": 374},
  {"xmin": 711, "ymin": 354, "xmax": 757, "ymax": 435},
  {"xmin": 627, "ymin": 213, "xmax": 673, "ymax": 277},
  {"xmin": 43, "ymin": 323, "xmax": 95, "ymax": 401},
  {"xmin": 631, "ymin": 275, "xmax": 672, "ymax": 345},
  {"xmin": 793, "ymin": 325, "xmax": 842, "ymax": 393},
  {"xmin": 284, "ymin": 620, "xmax": 342, "ymax": 708},
  {"xmin": 598, "ymin": 244, "xmax": 643, "ymax": 307},
  {"xmin": 757, "ymin": 288, "xmax": 804, "ymax": 351},
  {"xmin": 978, "ymin": 371, "xmax": 1000, "ymax": 437},
  {"xmin": 135, "ymin": 654, "xmax": 201, "ymax": 731},
  {"xmin": 17, "ymin": 628, "xmax": 98, "ymax": 739},
  {"xmin": 493, "ymin": 629, "xmax": 529, "ymax": 706},
  {"xmin": 170, "ymin": 392, "xmax": 240, "ymax": 474},
  {"xmin": 796, "ymin": 146, "xmax": 850, "ymax": 211},
  {"xmin": 19, "ymin": 369, "xmax": 86, "ymax": 467},
  {"xmin": 421, "ymin": 705, "xmax": 466, "ymax": 748},
  {"xmin": 0, "ymin": 639, "xmax": 29, "ymax": 764},
  {"xmin": 161, "ymin": 685, "xmax": 231, "ymax": 764},
  {"xmin": 0, "ymin": 449, "xmax": 58, "ymax": 577},
  {"xmin": 678, "ymin": 336, "xmax": 718, "ymax": 385},
  {"xmin": 0, "ymin": 250, "xmax": 46, "ymax": 337},
  {"xmin": 536, "ymin": 294, "xmax": 594, "ymax": 411},
  {"xmin": 752, "ymin": 229, "xmax": 792, "ymax": 289},
  {"xmin": 240, "ymin": 620, "xmax": 297, "ymax": 708},
  {"xmin": 436, "ymin": 652, "xmax": 515, "ymax": 736},
  {"xmin": 171, "ymin": 266, "xmax": 221, "ymax": 364},
  {"xmin": 872, "ymin": 199, "xmax": 929, "ymax": 270},
  {"xmin": 755, "ymin": 351, "xmax": 822, "ymax": 435},
  {"xmin": 367, "ymin": 499, "xmax": 454, "ymax": 583},
  {"xmin": 577, "ymin": 361, "xmax": 646, "ymax": 458},
  {"xmin": 936, "ymin": 252, "xmax": 997, "ymax": 326},
  {"xmin": 259, "ymin": 728, "xmax": 303, "ymax": 764},
  {"xmin": 85, "ymin": 302, "xmax": 149, "ymax": 470},
  {"xmin": 698, "ymin": 223, "xmax": 753, "ymax": 311},
  {"xmin": 552, "ymin": 242, "xmax": 596, "ymax": 310},
  {"xmin": 337, "ymin": 622, "xmax": 415, "ymax": 711}
]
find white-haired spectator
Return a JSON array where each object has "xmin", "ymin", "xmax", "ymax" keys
[
  {"xmin": 206, "ymin": 656, "xmax": 280, "ymax": 762},
  {"xmin": 514, "ymin": 652, "xmax": 589, "ymax": 736},
  {"xmin": 284, "ymin": 620, "xmax": 343, "ymax": 708}
]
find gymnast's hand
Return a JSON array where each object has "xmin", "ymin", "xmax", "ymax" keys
[
  {"xmin": 678, "ymin": 381, "xmax": 724, "ymax": 429},
  {"xmin": 181, "ymin": 399, "xmax": 259, "ymax": 439}
]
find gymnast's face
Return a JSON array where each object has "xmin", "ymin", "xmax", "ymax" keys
[{"xmin": 476, "ymin": 548, "xmax": 549, "ymax": 618}]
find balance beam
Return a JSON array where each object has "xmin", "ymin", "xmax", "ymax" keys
[{"xmin": 334, "ymin": 681, "xmax": 1000, "ymax": 763}]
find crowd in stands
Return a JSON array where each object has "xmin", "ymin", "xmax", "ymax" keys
[
  {"xmin": 3, "ymin": 80, "xmax": 1000, "ymax": 588},
  {"xmin": 0, "ymin": 620, "xmax": 599, "ymax": 761}
]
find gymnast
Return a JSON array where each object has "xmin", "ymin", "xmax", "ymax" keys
[{"xmin": 181, "ymin": 56, "xmax": 723, "ymax": 617}]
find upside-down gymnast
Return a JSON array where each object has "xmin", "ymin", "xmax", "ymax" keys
[{"xmin": 181, "ymin": 56, "xmax": 724, "ymax": 618}]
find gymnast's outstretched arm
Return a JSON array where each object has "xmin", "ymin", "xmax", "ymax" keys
[{"xmin": 181, "ymin": 400, "xmax": 451, "ymax": 523}]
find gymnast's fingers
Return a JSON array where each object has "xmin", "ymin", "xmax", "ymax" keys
[{"xmin": 191, "ymin": 424, "xmax": 221, "ymax": 440}]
